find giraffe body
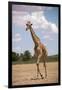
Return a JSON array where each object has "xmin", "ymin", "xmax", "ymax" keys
[{"xmin": 26, "ymin": 21, "xmax": 48, "ymax": 79}]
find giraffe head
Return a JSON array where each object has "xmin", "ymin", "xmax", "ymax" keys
[{"xmin": 26, "ymin": 21, "xmax": 32, "ymax": 31}]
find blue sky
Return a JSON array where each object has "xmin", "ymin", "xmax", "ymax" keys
[{"xmin": 12, "ymin": 5, "xmax": 58, "ymax": 56}]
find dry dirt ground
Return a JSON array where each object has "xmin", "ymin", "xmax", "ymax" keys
[{"xmin": 12, "ymin": 62, "xmax": 58, "ymax": 86}]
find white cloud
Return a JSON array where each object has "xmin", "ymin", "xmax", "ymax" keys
[
  {"xmin": 49, "ymin": 23, "xmax": 58, "ymax": 33},
  {"xmin": 12, "ymin": 11, "xmax": 28, "ymax": 16},
  {"xmin": 12, "ymin": 8, "xmax": 58, "ymax": 34},
  {"xmin": 13, "ymin": 46, "xmax": 21, "ymax": 53},
  {"xmin": 43, "ymin": 35, "xmax": 53, "ymax": 41},
  {"xmin": 15, "ymin": 33, "xmax": 21, "ymax": 37},
  {"xmin": 12, "ymin": 5, "xmax": 47, "ymax": 12},
  {"xmin": 43, "ymin": 35, "xmax": 50, "ymax": 39},
  {"xmin": 12, "ymin": 37, "xmax": 21, "ymax": 42},
  {"xmin": 12, "ymin": 33, "xmax": 21, "ymax": 42}
]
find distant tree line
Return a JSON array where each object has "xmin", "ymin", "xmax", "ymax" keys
[
  {"xmin": 12, "ymin": 50, "xmax": 58, "ymax": 64},
  {"xmin": 12, "ymin": 52, "xmax": 20, "ymax": 61},
  {"xmin": 12, "ymin": 50, "xmax": 32, "ymax": 62}
]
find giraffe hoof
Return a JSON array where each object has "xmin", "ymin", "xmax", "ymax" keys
[
  {"xmin": 41, "ymin": 75, "xmax": 44, "ymax": 79},
  {"xmin": 41, "ymin": 76, "xmax": 44, "ymax": 79}
]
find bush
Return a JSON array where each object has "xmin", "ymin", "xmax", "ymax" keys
[
  {"xmin": 22, "ymin": 50, "xmax": 32, "ymax": 61},
  {"xmin": 12, "ymin": 52, "xmax": 19, "ymax": 61}
]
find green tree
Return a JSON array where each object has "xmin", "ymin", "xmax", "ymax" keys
[
  {"xmin": 22, "ymin": 50, "xmax": 32, "ymax": 61},
  {"xmin": 12, "ymin": 52, "xmax": 19, "ymax": 61}
]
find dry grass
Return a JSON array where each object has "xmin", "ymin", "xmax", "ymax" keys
[{"xmin": 12, "ymin": 62, "xmax": 58, "ymax": 86}]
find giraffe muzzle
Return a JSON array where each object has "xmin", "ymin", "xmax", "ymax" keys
[{"xmin": 26, "ymin": 27, "xmax": 28, "ymax": 31}]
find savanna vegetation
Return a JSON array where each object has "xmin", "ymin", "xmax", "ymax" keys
[{"xmin": 12, "ymin": 50, "xmax": 58, "ymax": 64}]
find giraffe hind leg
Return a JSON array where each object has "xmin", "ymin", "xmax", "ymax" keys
[
  {"xmin": 36, "ymin": 63, "xmax": 39, "ymax": 78},
  {"xmin": 43, "ymin": 57, "xmax": 47, "ymax": 78},
  {"xmin": 44, "ymin": 63, "xmax": 47, "ymax": 78}
]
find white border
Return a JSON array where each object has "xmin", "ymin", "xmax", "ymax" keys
[{"xmin": 0, "ymin": 0, "xmax": 62, "ymax": 90}]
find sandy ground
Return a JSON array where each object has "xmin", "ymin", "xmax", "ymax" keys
[{"xmin": 12, "ymin": 62, "xmax": 58, "ymax": 86}]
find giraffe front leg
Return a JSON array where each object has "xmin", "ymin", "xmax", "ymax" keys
[{"xmin": 36, "ymin": 55, "xmax": 44, "ymax": 79}]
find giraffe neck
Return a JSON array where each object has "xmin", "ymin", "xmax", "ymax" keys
[{"xmin": 30, "ymin": 27, "xmax": 40, "ymax": 45}]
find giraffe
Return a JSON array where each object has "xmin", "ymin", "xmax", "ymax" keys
[{"xmin": 26, "ymin": 21, "xmax": 48, "ymax": 79}]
